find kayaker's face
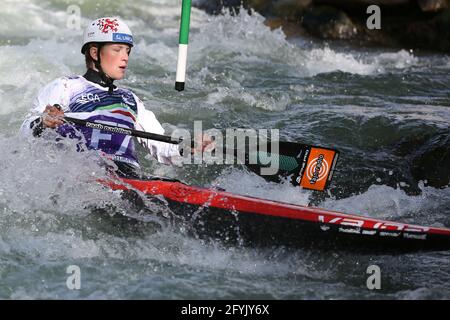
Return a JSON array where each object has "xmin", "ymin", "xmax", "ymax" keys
[{"xmin": 98, "ymin": 43, "xmax": 130, "ymax": 80}]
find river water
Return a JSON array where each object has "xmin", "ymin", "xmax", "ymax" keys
[{"xmin": 0, "ymin": 0, "xmax": 449, "ymax": 299}]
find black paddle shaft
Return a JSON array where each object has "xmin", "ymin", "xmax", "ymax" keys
[{"xmin": 64, "ymin": 116, "xmax": 182, "ymax": 145}]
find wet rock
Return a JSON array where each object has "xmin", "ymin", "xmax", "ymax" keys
[
  {"xmin": 264, "ymin": 17, "xmax": 310, "ymax": 38},
  {"xmin": 193, "ymin": 0, "xmax": 450, "ymax": 52},
  {"xmin": 271, "ymin": 0, "xmax": 312, "ymax": 19},
  {"xmin": 302, "ymin": 6, "xmax": 357, "ymax": 40},
  {"xmin": 403, "ymin": 9, "xmax": 450, "ymax": 52},
  {"xmin": 313, "ymin": 0, "xmax": 413, "ymax": 8},
  {"xmin": 245, "ymin": 0, "xmax": 272, "ymax": 14},
  {"xmin": 434, "ymin": 8, "xmax": 450, "ymax": 33},
  {"xmin": 417, "ymin": 0, "xmax": 448, "ymax": 12},
  {"xmin": 192, "ymin": 0, "xmax": 244, "ymax": 15},
  {"xmin": 411, "ymin": 132, "xmax": 450, "ymax": 188}
]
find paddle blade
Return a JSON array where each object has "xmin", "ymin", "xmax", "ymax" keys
[
  {"xmin": 296, "ymin": 146, "xmax": 339, "ymax": 191},
  {"xmin": 228, "ymin": 140, "xmax": 339, "ymax": 191}
]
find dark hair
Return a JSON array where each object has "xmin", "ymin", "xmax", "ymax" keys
[
  {"xmin": 84, "ymin": 43, "xmax": 105, "ymax": 69},
  {"xmin": 84, "ymin": 43, "xmax": 95, "ymax": 69}
]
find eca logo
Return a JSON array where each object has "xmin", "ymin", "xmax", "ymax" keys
[{"xmin": 76, "ymin": 93, "xmax": 101, "ymax": 104}]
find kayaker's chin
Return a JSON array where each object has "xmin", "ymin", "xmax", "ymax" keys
[
  {"xmin": 102, "ymin": 66, "xmax": 127, "ymax": 80},
  {"xmin": 113, "ymin": 67, "xmax": 127, "ymax": 80}
]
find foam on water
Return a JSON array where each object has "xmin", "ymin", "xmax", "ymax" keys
[
  {"xmin": 211, "ymin": 167, "xmax": 312, "ymax": 206},
  {"xmin": 302, "ymin": 104, "xmax": 450, "ymax": 128},
  {"xmin": 0, "ymin": 133, "xmax": 113, "ymax": 216},
  {"xmin": 0, "ymin": 40, "xmax": 83, "ymax": 118},
  {"xmin": 0, "ymin": 135, "xmax": 309, "ymax": 281},
  {"xmin": 189, "ymin": 10, "xmax": 379, "ymax": 78},
  {"xmin": 0, "ymin": 0, "xmax": 63, "ymax": 36},
  {"xmin": 321, "ymin": 183, "xmax": 450, "ymax": 226},
  {"xmin": 372, "ymin": 50, "xmax": 419, "ymax": 70}
]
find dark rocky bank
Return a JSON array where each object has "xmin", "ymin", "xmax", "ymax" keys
[{"xmin": 193, "ymin": 0, "xmax": 450, "ymax": 53}]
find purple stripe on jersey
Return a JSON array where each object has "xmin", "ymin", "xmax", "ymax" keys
[{"xmin": 58, "ymin": 116, "xmax": 139, "ymax": 166}]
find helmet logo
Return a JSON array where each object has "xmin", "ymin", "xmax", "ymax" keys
[{"xmin": 97, "ymin": 18, "xmax": 119, "ymax": 34}]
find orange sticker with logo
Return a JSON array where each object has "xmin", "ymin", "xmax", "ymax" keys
[{"xmin": 300, "ymin": 147, "xmax": 337, "ymax": 191}]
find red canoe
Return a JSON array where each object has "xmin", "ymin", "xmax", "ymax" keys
[{"xmin": 101, "ymin": 175, "xmax": 450, "ymax": 252}]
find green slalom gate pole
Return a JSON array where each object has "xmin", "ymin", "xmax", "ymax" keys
[{"xmin": 175, "ymin": 0, "xmax": 192, "ymax": 91}]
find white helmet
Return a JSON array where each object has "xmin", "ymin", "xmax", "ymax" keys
[{"xmin": 81, "ymin": 17, "xmax": 133, "ymax": 54}]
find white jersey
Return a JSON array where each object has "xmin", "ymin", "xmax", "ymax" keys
[{"xmin": 20, "ymin": 75, "xmax": 181, "ymax": 167}]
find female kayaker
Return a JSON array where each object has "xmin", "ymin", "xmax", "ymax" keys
[{"xmin": 21, "ymin": 17, "xmax": 209, "ymax": 176}]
